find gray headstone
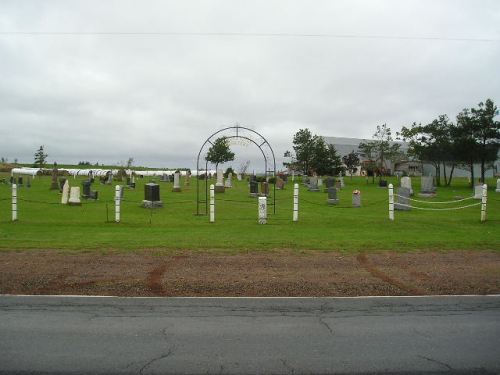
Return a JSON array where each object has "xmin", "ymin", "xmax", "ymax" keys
[
  {"xmin": 249, "ymin": 180, "xmax": 258, "ymax": 197},
  {"xmin": 400, "ymin": 176, "xmax": 413, "ymax": 195},
  {"xmin": 327, "ymin": 187, "xmax": 339, "ymax": 205},
  {"xmin": 172, "ymin": 172, "xmax": 181, "ymax": 192},
  {"xmin": 420, "ymin": 176, "xmax": 435, "ymax": 194},
  {"xmin": 352, "ymin": 190, "xmax": 361, "ymax": 207},
  {"xmin": 215, "ymin": 169, "xmax": 225, "ymax": 193},
  {"xmin": 224, "ymin": 173, "xmax": 232, "ymax": 188},
  {"xmin": 68, "ymin": 187, "xmax": 81, "ymax": 206},
  {"xmin": 395, "ymin": 187, "xmax": 411, "ymax": 210},
  {"xmin": 496, "ymin": 179, "xmax": 500, "ymax": 193},
  {"xmin": 82, "ymin": 180, "xmax": 91, "ymax": 198},
  {"xmin": 324, "ymin": 177, "xmax": 334, "ymax": 192},
  {"xmin": 308, "ymin": 176, "xmax": 320, "ymax": 192},
  {"xmin": 474, "ymin": 184, "xmax": 483, "ymax": 199}
]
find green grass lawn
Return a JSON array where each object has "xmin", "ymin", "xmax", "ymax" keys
[{"xmin": 0, "ymin": 173, "xmax": 499, "ymax": 252}]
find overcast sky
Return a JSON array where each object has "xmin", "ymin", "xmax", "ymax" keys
[{"xmin": 0, "ymin": 0, "xmax": 499, "ymax": 171}]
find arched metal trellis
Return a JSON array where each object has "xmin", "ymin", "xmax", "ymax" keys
[{"xmin": 196, "ymin": 125, "xmax": 277, "ymax": 215}]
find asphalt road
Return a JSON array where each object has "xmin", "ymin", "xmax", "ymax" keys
[{"xmin": 0, "ymin": 295, "xmax": 499, "ymax": 374}]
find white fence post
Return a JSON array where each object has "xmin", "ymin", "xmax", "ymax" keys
[
  {"xmin": 293, "ymin": 183, "xmax": 299, "ymax": 222},
  {"xmin": 12, "ymin": 183, "xmax": 17, "ymax": 221},
  {"xmin": 115, "ymin": 185, "xmax": 121, "ymax": 223},
  {"xmin": 388, "ymin": 183, "xmax": 394, "ymax": 221},
  {"xmin": 258, "ymin": 196, "xmax": 267, "ymax": 224},
  {"xmin": 481, "ymin": 183, "xmax": 488, "ymax": 222},
  {"xmin": 209, "ymin": 184, "xmax": 215, "ymax": 223}
]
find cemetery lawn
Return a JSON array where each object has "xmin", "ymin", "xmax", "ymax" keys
[{"xmin": 0, "ymin": 174, "xmax": 499, "ymax": 253}]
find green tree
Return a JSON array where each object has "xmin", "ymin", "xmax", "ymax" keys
[
  {"xmin": 310, "ymin": 137, "xmax": 343, "ymax": 176},
  {"xmin": 292, "ymin": 128, "xmax": 315, "ymax": 175},
  {"xmin": 470, "ymin": 99, "xmax": 500, "ymax": 183},
  {"xmin": 33, "ymin": 145, "xmax": 48, "ymax": 168},
  {"xmin": 342, "ymin": 151, "xmax": 360, "ymax": 180},
  {"xmin": 359, "ymin": 124, "xmax": 401, "ymax": 181},
  {"xmin": 399, "ymin": 115, "xmax": 457, "ymax": 186},
  {"xmin": 205, "ymin": 137, "xmax": 235, "ymax": 171}
]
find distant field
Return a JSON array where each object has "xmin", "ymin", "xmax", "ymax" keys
[{"xmin": 0, "ymin": 173, "xmax": 499, "ymax": 252}]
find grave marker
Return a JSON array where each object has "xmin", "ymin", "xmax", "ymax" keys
[
  {"xmin": 142, "ymin": 183, "xmax": 163, "ymax": 208},
  {"xmin": 172, "ymin": 172, "xmax": 182, "ymax": 192},
  {"xmin": 327, "ymin": 187, "xmax": 339, "ymax": 205},
  {"xmin": 395, "ymin": 187, "xmax": 411, "ymax": 210},
  {"xmin": 68, "ymin": 187, "xmax": 82, "ymax": 206}
]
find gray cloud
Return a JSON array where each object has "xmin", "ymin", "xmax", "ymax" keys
[{"xmin": 0, "ymin": 0, "xmax": 499, "ymax": 170}]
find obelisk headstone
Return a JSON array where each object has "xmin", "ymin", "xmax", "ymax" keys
[{"xmin": 61, "ymin": 180, "xmax": 70, "ymax": 204}]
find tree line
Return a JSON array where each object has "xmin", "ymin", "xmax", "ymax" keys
[{"xmin": 285, "ymin": 98, "xmax": 499, "ymax": 186}]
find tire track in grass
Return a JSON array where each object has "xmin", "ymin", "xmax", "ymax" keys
[{"xmin": 356, "ymin": 253, "xmax": 425, "ymax": 295}]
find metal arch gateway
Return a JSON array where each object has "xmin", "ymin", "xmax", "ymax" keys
[{"xmin": 196, "ymin": 125, "xmax": 277, "ymax": 216}]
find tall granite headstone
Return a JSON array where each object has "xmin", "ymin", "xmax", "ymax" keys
[
  {"xmin": 172, "ymin": 172, "xmax": 181, "ymax": 192},
  {"xmin": 50, "ymin": 163, "xmax": 59, "ymax": 190},
  {"xmin": 61, "ymin": 180, "xmax": 70, "ymax": 204},
  {"xmin": 496, "ymin": 179, "xmax": 500, "ymax": 193},
  {"xmin": 249, "ymin": 177, "xmax": 258, "ymax": 197}
]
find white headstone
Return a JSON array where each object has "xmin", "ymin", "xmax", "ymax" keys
[
  {"xmin": 258, "ymin": 196, "xmax": 267, "ymax": 224},
  {"xmin": 172, "ymin": 172, "xmax": 181, "ymax": 192},
  {"xmin": 215, "ymin": 169, "xmax": 225, "ymax": 193},
  {"xmin": 496, "ymin": 179, "xmax": 500, "ymax": 193},
  {"xmin": 474, "ymin": 184, "xmax": 483, "ymax": 199},
  {"xmin": 339, "ymin": 176, "xmax": 345, "ymax": 188},
  {"xmin": 68, "ymin": 186, "xmax": 81, "ymax": 205},
  {"xmin": 61, "ymin": 180, "xmax": 70, "ymax": 204},
  {"xmin": 237, "ymin": 173, "xmax": 242, "ymax": 181},
  {"xmin": 216, "ymin": 170, "xmax": 224, "ymax": 186},
  {"xmin": 400, "ymin": 176, "xmax": 413, "ymax": 195},
  {"xmin": 318, "ymin": 178, "xmax": 323, "ymax": 188},
  {"xmin": 224, "ymin": 173, "xmax": 232, "ymax": 188}
]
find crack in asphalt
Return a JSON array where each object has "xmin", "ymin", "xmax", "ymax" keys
[
  {"xmin": 418, "ymin": 354, "xmax": 454, "ymax": 371},
  {"xmin": 318, "ymin": 316, "xmax": 334, "ymax": 335},
  {"xmin": 138, "ymin": 345, "xmax": 175, "ymax": 375}
]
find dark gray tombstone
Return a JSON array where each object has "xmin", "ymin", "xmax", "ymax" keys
[
  {"xmin": 50, "ymin": 164, "xmax": 59, "ymax": 190},
  {"xmin": 142, "ymin": 183, "xmax": 163, "ymax": 208},
  {"xmin": 82, "ymin": 180, "xmax": 92, "ymax": 198},
  {"xmin": 17, "ymin": 177, "xmax": 23, "ymax": 186},
  {"xmin": 10, "ymin": 176, "xmax": 14, "ymax": 184},
  {"xmin": 379, "ymin": 179, "xmax": 388, "ymax": 188},
  {"xmin": 327, "ymin": 187, "xmax": 339, "ymax": 205},
  {"xmin": 59, "ymin": 178, "xmax": 67, "ymax": 190},
  {"xmin": 395, "ymin": 187, "xmax": 411, "ymax": 210},
  {"xmin": 27, "ymin": 177, "xmax": 31, "ymax": 188},
  {"xmin": 325, "ymin": 177, "xmax": 334, "ymax": 193},
  {"xmin": 249, "ymin": 180, "xmax": 258, "ymax": 197}
]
